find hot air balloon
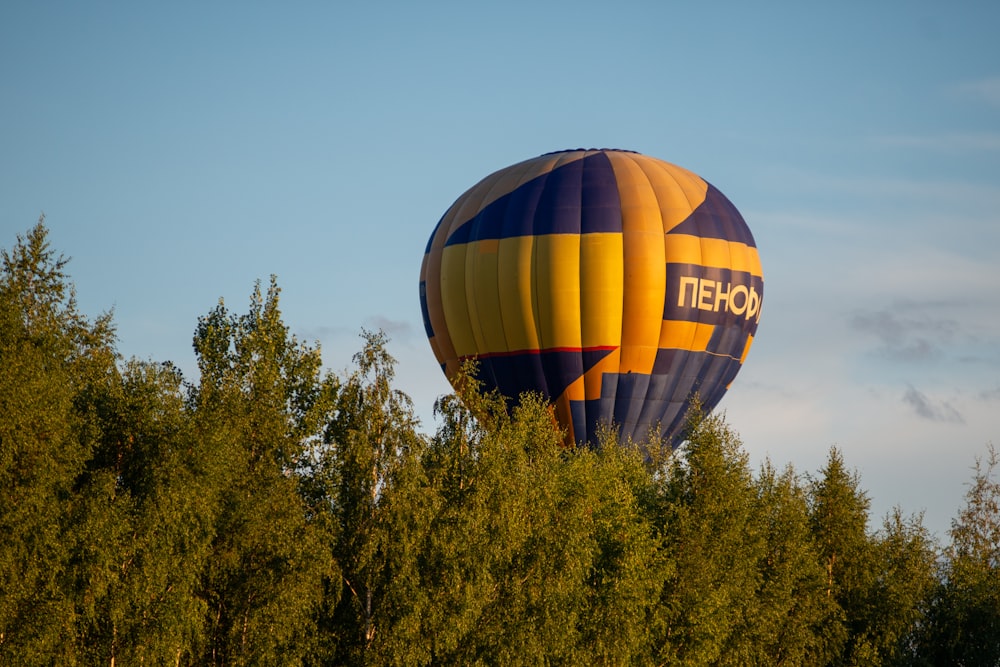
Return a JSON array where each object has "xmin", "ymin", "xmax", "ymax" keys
[{"xmin": 419, "ymin": 149, "xmax": 762, "ymax": 449}]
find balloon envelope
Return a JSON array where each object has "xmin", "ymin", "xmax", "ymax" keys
[{"xmin": 419, "ymin": 149, "xmax": 763, "ymax": 449}]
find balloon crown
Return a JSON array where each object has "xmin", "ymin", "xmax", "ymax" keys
[{"xmin": 542, "ymin": 148, "xmax": 640, "ymax": 155}]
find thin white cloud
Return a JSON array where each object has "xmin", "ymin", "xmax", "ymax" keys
[
  {"xmin": 871, "ymin": 132, "xmax": 1000, "ymax": 152},
  {"xmin": 952, "ymin": 76, "xmax": 1000, "ymax": 108},
  {"xmin": 830, "ymin": 176, "xmax": 999, "ymax": 208},
  {"xmin": 838, "ymin": 246, "xmax": 998, "ymax": 303},
  {"xmin": 749, "ymin": 172, "xmax": 1000, "ymax": 224}
]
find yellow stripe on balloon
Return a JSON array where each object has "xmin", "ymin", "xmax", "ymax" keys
[
  {"xmin": 699, "ymin": 234, "xmax": 732, "ymax": 270},
  {"xmin": 535, "ymin": 234, "xmax": 583, "ymax": 351},
  {"xmin": 722, "ymin": 239, "xmax": 758, "ymax": 278},
  {"xmin": 497, "ymin": 235, "xmax": 540, "ymax": 352},
  {"xmin": 440, "ymin": 244, "xmax": 478, "ymax": 358},
  {"xmin": 579, "ymin": 232, "xmax": 624, "ymax": 349},
  {"xmin": 580, "ymin": 231, "xmax": 624, "ymax": 406},
  {"xmin": 608, "ymin": 155, "xmax": 666, "ymax": 374},
  {"xmin": 466, "ymin": 238, "xmax": 505, "ymax": 355},
  {"xmin": 663, "ymin": 235, "xmax": 762, "ymax": 275},
  {"xmin": 658, "ymin": 319, "xmax": 715, "ymax": 352}
]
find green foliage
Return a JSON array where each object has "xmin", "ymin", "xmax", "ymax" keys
[
  {"xmin": 752, "ymin": 462, "xmax": 839, "ymax": 665},
  {"xmin": 649, "ymin": 411, "xmax": 840, "ymax": 666},
  {"xmin": 916, "ymin": 446, "xmax": 1000, "ymax": 666},
  {"xmin": 865, "ymin": 508, "xmax": 938, "ymax": 665},
  {"xmin": 317, "ymin": 328, "xmax": 426, "ymax": 664},
  {"xmin": 1, "ymin": 220, "xmax": 996, "ymax": 665},
  {"xmin": 364, "ymin": 370, "xmax": 666, "ymax": 666},
  {"xmin": 808, "ymin": 447, "xmax": 872, "ymax": 663},
  {"xmin": 651, "ymin": 410, "xmax": 764, "ymax": 665},
  {"xmin": 190, "ymin": 277, "xmax": 338, "ymax": 666},
  {"xmin": 807, "ymin": 449, "xmax": 940, "ymax": 666},
  {"xmin": 72, "ymin": 359, "xmax": 213, "ymax": 665},
  {"xmin": 0, "ymin": 219, "xmax": 116, "ymax": 662}
]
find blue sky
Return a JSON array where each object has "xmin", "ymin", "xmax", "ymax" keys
[{"xmin": 2, "ymin": 1, "xmax": 997, "ymax": 537}]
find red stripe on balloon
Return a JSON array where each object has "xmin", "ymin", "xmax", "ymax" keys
[{"xmin": 459, "ymin": 345, "xmax": 618, "ymax": 361}]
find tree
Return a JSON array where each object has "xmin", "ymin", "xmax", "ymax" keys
[
  {"xmin": 807, "ymin": 447, "xmax": 874, "ymax": 664},
  {"xmin": 806, "ymin": 447, "xmax": 937, "ymax": 666},
  {"xmin": 70, "ymin": 359, "xmax": 216, "ymax": 665},
  {"xmin": 0, "ymin": 219, "xmax": 116, "ymax": 663},
  {"xmin": 649, "ymin": 410, "xmax": 767, "ymax": 665},
  {"xmin": 190, "ymin": 278, "xmax": 337, "ymax": 666},
  {"xmin": 573, "ymin": 433, "xmax": 666, "ymax": 665},
  {"xmin": 324, "ymin": 362, "xmax": 669, "ymax": 666},
  {"xmin": 1, "ymin": 219, "xmax": 968, "ymax": 665},
  {"xmin": 862, "ymin": 508, "xmax": 937, "ymax": 666},
  {"xmin": 397, "ymin": 385, "xmax": 659, "ymax": 666},
  {"xmin": 745, "ymin": 462, "xmax": 841, "ymax": 665},
  {"xmin": 918, "ymin": 445, "xmax": 1000, "ymax": 666},
  {"xmin": 318, "ymin": 329, "xmax": 426, "ymax": 665},
  {"xmin": 428, "ymin": 393, "xmax": 594, "ymax": 665}
]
